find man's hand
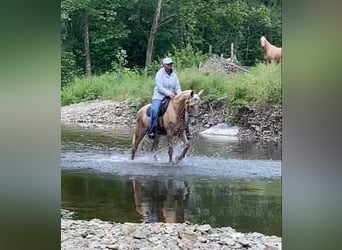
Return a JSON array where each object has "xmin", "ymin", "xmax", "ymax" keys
[{"xmin": 168, "ymin": 92, "xmax": 176, "ymax": 99}]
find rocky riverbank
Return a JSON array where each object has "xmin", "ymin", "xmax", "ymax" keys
[
  {"xmin": 61, "ymin": 210, "xmax": 281, "ymax": 250},
  {"xmin": 61, "ymin": 99, "xmax": 281, "ymax": 142}
]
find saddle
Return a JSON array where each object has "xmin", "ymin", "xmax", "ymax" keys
[{"xmin": 146, "ymin": 96, "xmax": 171, "ymax": 135}]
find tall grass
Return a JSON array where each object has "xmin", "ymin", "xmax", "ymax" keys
[
  {"xmin": 179, "ymin": 63, "xmax": 281, "ymax": 107},
  {"xmin": 61, "ymin": 68, "xmax": 154, "ymax": 107},
  {"xmin": 61, "ymin": 63, "xmax": 281, "ymax": 109}
]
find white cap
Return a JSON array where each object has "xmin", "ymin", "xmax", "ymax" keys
[{"xmin": 162, "ymin": 57, "xmax": 173, "ymax": 64}]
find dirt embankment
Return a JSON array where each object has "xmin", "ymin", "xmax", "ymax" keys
[{"xmin": 61, "ymin": 99, "xmax": 281, "ymax": 142}]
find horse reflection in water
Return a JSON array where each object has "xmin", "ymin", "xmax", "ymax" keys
[
  {"xmin": 132, "ymin": 178, "xmax": 189, "ymax": 223},
  {"xmin": 260, "ymin": 34, "xmax": 282, "ymax": 64},
  {"xmin": 131, "ymin": 90, "xmax": 203, "ymax": 163}
]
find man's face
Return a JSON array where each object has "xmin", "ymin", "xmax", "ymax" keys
[{"xmin": 163, "ymin": 63, "xmax": 173, "ymax": 70}]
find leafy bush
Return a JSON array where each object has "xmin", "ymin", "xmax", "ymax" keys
[
  {"xmin": 61, "ymin": 77, "xmax": 104, "ymax": 105},
  {"xmin": 61, "ymin": 51, "xmax": 77, "ymax": 88},
  {"xmin": 229, "ymin": 86, "xmax": 249, "ymax": 107},
  {"xmin": 111, "ymin": 49, "xmax": 128, "ymax": 72},
  {"xmin": 61, "ymin": 68, "xmax": 154, "ymax": 106},
  {"xmin": 144, "ymin": 60, "xmax": 163, "ymax": 77},
  {"xmin": 170, "ymin": 45, "xmax": 208, "ymax": 69}
]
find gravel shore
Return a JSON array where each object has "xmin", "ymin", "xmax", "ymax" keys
[{"xmin": 61, "ymin": 210, "xmax": 281, "ymax": 250}]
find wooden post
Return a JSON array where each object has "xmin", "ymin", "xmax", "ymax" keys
[
  {"xmin": 220, "ymin": 53, "xmax": 224, "ymax": 72},
  {"xmin": 231, "ymin": 43, "xmax": 234, "ymax": 59},
  {"xmin": 209, "ymin": 45, "xmax": 212, "ymax": 55}
]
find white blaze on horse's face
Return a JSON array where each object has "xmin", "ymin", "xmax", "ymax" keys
[{"xmin": 260, "ymin": 36, "xmax": 267, "ymax": 47}]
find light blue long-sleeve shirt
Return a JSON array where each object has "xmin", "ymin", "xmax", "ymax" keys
[{"xmin": 152, "ymin": 68, "xmax": 182, "ymax": 100}]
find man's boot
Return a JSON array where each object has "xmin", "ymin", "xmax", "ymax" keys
[{"xmin": 148, "ymin": 127, "xmax": 156, "ymax": 139}]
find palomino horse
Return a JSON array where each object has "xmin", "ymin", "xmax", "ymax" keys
[
  {"xmin": 260, "ymin": 35, "xmax": 282, "ymax": 64},
  {"xmin": 131, "ymin": 89, "xmax": 203, "ymax": 163}
]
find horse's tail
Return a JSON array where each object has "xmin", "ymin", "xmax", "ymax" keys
[
  {"xmin": 131, "ymin": 109, "xmax": 147, "ymax": 160},
  {"xmin": 131, "ymin": 115, "xmax": 140, "ymax": 147},
  {"xmin": 131, "ymin": 130, "xmax": 136, "ymax": 147}
]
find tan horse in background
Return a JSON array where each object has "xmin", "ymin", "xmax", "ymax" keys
[
  {"xmin": 260, "ymin": 35, "xmax": 282, "ymax": 64},
  {"xmin": 131, "ymin": 89, "xmax": 203, "ymax": 163}
]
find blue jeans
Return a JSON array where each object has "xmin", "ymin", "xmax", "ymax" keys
[{"xmin": 147, "ymin": 99, "xmax": 162, "ymax": 134}]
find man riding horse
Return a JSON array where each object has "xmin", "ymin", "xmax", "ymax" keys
[{"xmin": 147, "ymin": 57, "xmax": 191, "ymax": 140}]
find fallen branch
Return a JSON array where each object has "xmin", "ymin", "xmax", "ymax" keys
[{"xmin": 227, "ymin": 62, "xmax": 250, "ymax": 73}]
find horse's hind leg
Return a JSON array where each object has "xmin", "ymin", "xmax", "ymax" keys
[
  {"xmin": 131, "ymin": 129, "xmax": 145, "ymax": 160},
  {"xmin": 176, "ymin": 133, "xmax": 190, "ymax": 163},
  {"xmin": 166, "ymin": 135, "xmax": 174, "ymax": 163},
  {"xmin": 151, "ymin": 137, "xmax": 160, "ymax": 161}
]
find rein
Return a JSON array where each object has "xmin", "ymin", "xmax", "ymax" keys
[
  {"xmin": 185, "ymin": 98, "xmax": 190, "ymax": 113},
  {"xmin": 172, "ymin": 94, "xmax": 190, "ymax": 122}
]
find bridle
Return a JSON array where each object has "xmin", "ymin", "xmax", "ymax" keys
[{"xmin": 185, "ymin": 95, "xmax": 200, "ymax": 117}]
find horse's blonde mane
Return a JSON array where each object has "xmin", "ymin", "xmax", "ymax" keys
[
  {"xmin": 174, "ymin": 90, "xmax": 192, "ymax": 100},
  {"xmin": 260, "ymin": 36, "xmax": 268, "ymax": 47},
  {"xmin": 260, "ymin": 35, "xmax": 282, "ymax": 63},
  {"xmin": 261, "ymin": 35, "xmax": 281, "ymax": 49}
]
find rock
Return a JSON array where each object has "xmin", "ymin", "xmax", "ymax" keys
[
  {"xmin": 196, "ymin": 224, "xmax": 212, "ymax": 233},
  {"xmin": 133, "ymin": 232, "xmax": 147, "ymax": 239},
  {"xmin": 231, "ymin": 232, "xmax": 244, "ymax": 239},
  {"xmin": 61, "ymin": 209, "xmax": 76, "ymax": 219},
  {"xmin": 219, "ymin": 237, "xmax": 235, "ymax": 245},
  {"xmin": 197, "ymin": 236, "xmax": 208, "ymax": 243},
  {"xmin": 238, "ymin": 237, "xmax": 250, "ymax": 247},
  {"xmin": 106, "ymin": 244, "xmax": 119, "ymax": 249},
  {"xmin": 200, "ymin": 123, "xmax": 239, "ymax": 141}
]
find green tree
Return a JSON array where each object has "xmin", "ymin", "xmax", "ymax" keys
[{"xmin": 61, "ymin": 0, "xmax": 282, "ymax": 82}]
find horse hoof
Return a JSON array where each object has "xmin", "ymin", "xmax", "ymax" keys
[
  {"xmin": 175, "ymin": 156, "xmax": 182, "ymax": 162},
  {"xmin": 169, "ymin": 160, "xmax": 175, "ymax": 165}
]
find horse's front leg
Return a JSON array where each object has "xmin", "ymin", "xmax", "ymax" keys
[
  {"xmin": 151, "ymin": 136, "xmax": 160, "ymax": 162},
  {"xmin": 166, "ymin": 134, "xmax": 173, "ymax": 164},
  {"xmin": 175, "ymin": 132, "xmax": 190, "ymax": 163}
]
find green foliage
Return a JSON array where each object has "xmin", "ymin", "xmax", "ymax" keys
[
  {"xmin": 231, "ymin": 86, "xmax": 252, "ymax": 108},
  {"xmin": 225, "ymin": 63, "xmax": 281, "ymax": 107},
  {"xmin": 62, "ymin": 62, "xmax": 281, "ymax": 110},
  {"xmin": 61, "ymin": 68, "xmax": 154, "ymax": 106},
  {"xmin": 177, "ymin": 69, "xmax": 227, "ymax": 101},
  {"xmin": 143, "ymin": 60, "xmax": 163, "ymax": 77},
  {"xmin": 61, "ymin": 77, "xmax": 103, "ymax": 105},
  {"xmin": 110, "ymin": 49, "xmax": 128, "ymax": 72},
  {"xmin": 61, "ymin": 0, "xmax": 282, "ymax": 107},
  {"xmin": 61, "ymin": 51, "xmax": 77, "ymax": 87},
  {"xmin": 61, "ymin": 0, "xmax": 282, "ymax": 80},
  {"xmin": 169, "ymin": 45, "xmax": 208, "ymax": 69}
]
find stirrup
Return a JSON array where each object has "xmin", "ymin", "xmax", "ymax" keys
[{"xmin": 148, "ymin": 131, "xmax": 155, "ymax": 139}]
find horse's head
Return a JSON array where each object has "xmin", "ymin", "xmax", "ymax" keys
[
  {"xmin": 260, "ymin": 36, "xmax": 267, "ymax": 48},
  {"xmin": 185, "ymin": 89, "xmax": 203, "ymax": 117}
]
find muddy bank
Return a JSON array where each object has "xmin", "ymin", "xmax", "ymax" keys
[
  {"xmin": 61, "ymin": 99, "xmax": 281, "ymax": 142},
  {"xmin": 61, "ymin": 209, "xmax": 281, "ymax": 250}
]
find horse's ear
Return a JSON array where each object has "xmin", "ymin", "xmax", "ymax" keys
[
  {"xmin": 197, "ymin": 89, "xmax": 204, "ymax": 96},
  {"xmin": 190, "ymin": 90, "xmax": 194, "ymax": 97}
]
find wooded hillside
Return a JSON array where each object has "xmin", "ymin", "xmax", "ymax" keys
[{"xmin": 61, "ymin": 0, "xmax": 281, "ymax": 85}]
